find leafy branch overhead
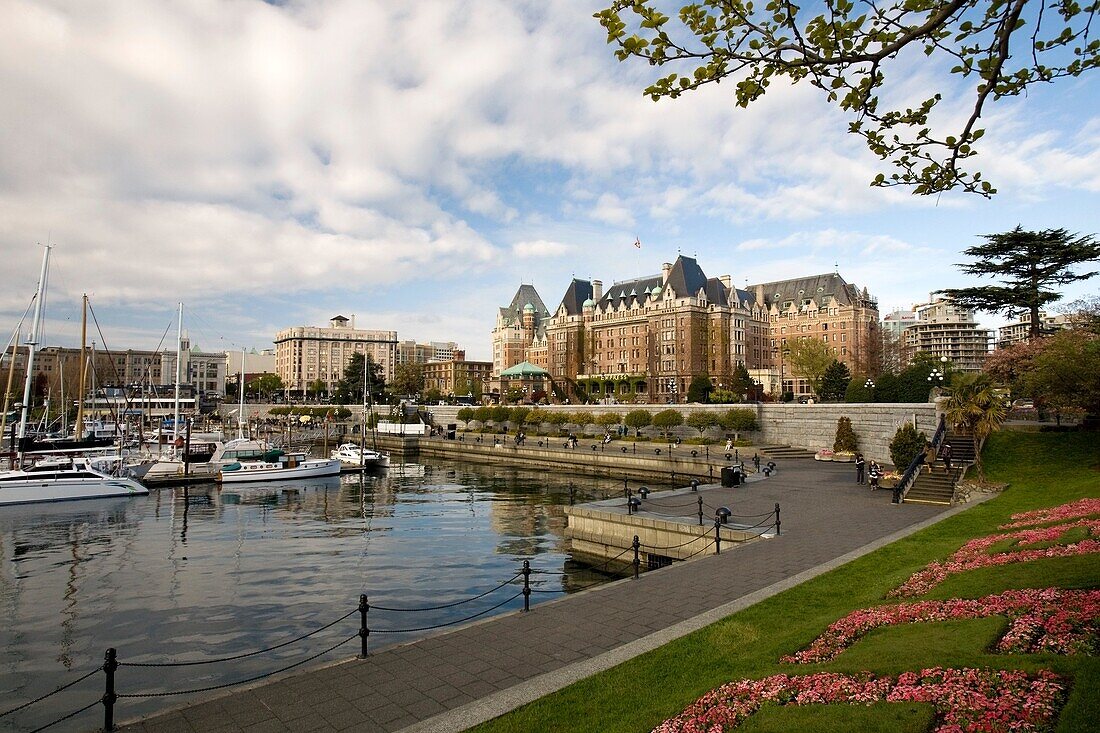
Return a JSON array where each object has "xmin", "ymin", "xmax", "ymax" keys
[{"xmin": 595, "ymin": 0, "xmax": 1099, "ymax": 196}]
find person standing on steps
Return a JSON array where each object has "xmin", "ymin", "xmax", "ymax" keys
[
  {"xmin": 940, "ymin": 441, "xmax": 953, "ymax": 473},
  {"xmin": 855, "ymin": 453, "xmax": 866, "ymax": 484},
  {"xmin": 924, "ymin": 441, "xmax": 937, "ymax": 473},
  {"xmin": 753, "ymin": 453, "xmax": 760, "ymax": 472}
]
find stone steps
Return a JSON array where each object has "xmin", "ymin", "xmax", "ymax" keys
[
  {"xmin": 758, "ymin": 445, "xmax": 818, "ymax": 460},
  {"xmin": 904, "ymin": 467, "xmax": 962, "ymax": 505}
]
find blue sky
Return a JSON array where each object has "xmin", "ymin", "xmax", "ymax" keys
[{"xmin": 1, "ymin": 0, "xmax": 1097, "ymax": 362}]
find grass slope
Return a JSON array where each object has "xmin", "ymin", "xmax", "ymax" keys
[{"xmin": 472, "ymin": 432, "xmax": 1100, "ymax": 733}]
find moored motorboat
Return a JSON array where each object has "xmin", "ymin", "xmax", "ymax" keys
[
  {"xmin": 330, "ymin": 442, "xmax": 391, "ymax": 468},
  {"xmin": 0, "ymin": 457, "xmax": 148, "ymax": 506},
  {"xmin": 218, "ymin": 451, "xmax": 341, "ymax": 483}
]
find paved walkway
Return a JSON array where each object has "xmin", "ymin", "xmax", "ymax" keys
[{"xmin": 121, "ymin": 459, "xmax": 958, "ymax": 733}]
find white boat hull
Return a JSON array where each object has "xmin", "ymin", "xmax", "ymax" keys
[
  {"xmin": 218, "ymin": 458, "xmax": 341, "ymax": 483},
  {"xmin": 0, "ymin": 476, "xmax": 148, "ymax": 506}
]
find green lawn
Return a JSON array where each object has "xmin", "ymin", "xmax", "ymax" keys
[{"xmin": 471, "ymin": 432, "xmax": 1100, "ymax": 733}]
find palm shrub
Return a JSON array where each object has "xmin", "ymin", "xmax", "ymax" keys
[
  {"xmin": 942, "ymin": 378, "xmax": 1009, "ymax": 480},
  {"xmin": 833, "ymin": 416, "xmax": 860, "ymax": 453},
  {"xmin": 889, "ymin": 422, "xmax": 927, "ymax": 471}
]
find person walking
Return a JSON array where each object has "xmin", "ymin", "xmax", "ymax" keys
[
  {"xmin": 940, "ymin": 441, "xmax": 953, "ymax": 473},
  {"xmin": 753, "ymin": 453, "xmax": 760, "ymax": 471},
  {"xmin": 855, "ymin": 453, "xmax": 866, "ymax": 484},
  {"xmin": 924, "ymin": 441, "xmax": 937, "ymax": 473},
  {"xmin": 868, "ymin": 461, "xmax": 880, "ymax": 490}
]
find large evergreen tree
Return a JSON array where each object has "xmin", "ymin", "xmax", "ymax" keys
[
  {"xmin": 940, "ymin": 227, "xmax": 1100, "ymax": 339},
  {"xmin": 333, "ymin": 353, "xmax": 385, "ymax": 405},
  {"xmin": 819, "ymin": 361, "xmax": 852, "ymax": 402}
]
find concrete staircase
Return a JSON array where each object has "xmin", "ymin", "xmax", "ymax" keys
[
  {"xmin": 903, "ymin": 432, "xmax": 977, "ymax": 505},
  {"xmin": 904, "ymin": 466, "xmax": 961, "ymax": 505},
  {"xmin": 758, "ymin": 445, "xmax": 818, "ymax": 460}
]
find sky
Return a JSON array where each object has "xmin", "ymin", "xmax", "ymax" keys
[{"xmin": 1, "ymin": 0, "xmax": 1098, "ymax": 362}]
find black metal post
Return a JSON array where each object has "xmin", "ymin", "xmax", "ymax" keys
[
  {"xmin": 358, "ymin": 594, "xmax": 370, "ymax": 658},
  {"xmin": 522, "ymin": 560, "xmax": 531, "ymax": 612},
  {"xmin": 569, "ymin": 483, "xmax": 575, "ymax": 506},
  {"xmin": 775, "ymin": 502, "xmax": 781, "ymax": 535},
  {"xmin": 713, "ymin": 519, "xmax": 722, "ymax": 555},
  {"xmin": 698, "ymin": 495, "xmax": 704, "ymax": 526},
  {"xmin": 102, "ymin": 647, "xmax": 117, "ymax": 732},
  {"xmin": 632, "ymin": 535, "xmax": 640, "ymax": 579},
  {"xmin": 706, "ymin": 445, "xmax": 709, "ymax": 460}
]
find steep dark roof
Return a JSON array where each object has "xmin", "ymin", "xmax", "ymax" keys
[
  {"xmin": 599, "ymin": 275, "xmax": 662, "ymax": 307},
  {"xmin": 749, "ymin": 273, "xmax": 858, "ymax": 309},
  {"xmin": 665, "ymin": 256, "xmax": 709, "ymax": 297},
  {"xmin": 703, "ymin": 278, "xmax": 729, "ymax": 307},
  {"xmin": 558, "ymin": 278, "xmax": 594, "ymax": 316},
  {"xmin": 499, "ymin": 284, "xmax": 550, "ymax": 325}
]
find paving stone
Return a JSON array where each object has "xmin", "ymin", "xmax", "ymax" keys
[{"xmin": 123, "ymin": 460, "xmax": 947, "ymax": 733}]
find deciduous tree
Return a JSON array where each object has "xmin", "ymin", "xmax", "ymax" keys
[
  {"xmin": 596, "ymin": 1, "xmax": 1100, "ymax": 195},
  {"xmin": 785, "ymin": 338, "xmax": 834, "ymax": 396}
]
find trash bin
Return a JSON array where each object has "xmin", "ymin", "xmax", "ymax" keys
[
  {"xmin": 721, "ymin": 466, "xmax": 737, "ymax": 487},
  {"xmin": 731, "ymin": 468, "xmax": 742, "ymax": 486}
]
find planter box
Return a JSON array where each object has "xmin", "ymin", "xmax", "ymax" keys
[{"xmin": 834, "ymin": 453, "xmax": 855, "ymax": 463}]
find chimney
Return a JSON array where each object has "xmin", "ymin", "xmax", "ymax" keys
[
  {"xmin": 592, "ymin": 279, "xmax": 603, "ymax": 301},
  {"xmin": 351, "ymin": 314, "xmax": 356, "ymax": 329},
  {"xmin": 662, "ymin": 262, "xmax": 672, "ymax": 283},
  {"xmin": 719, "ymin": 275, "xmax": 732, "ymax": 290}
]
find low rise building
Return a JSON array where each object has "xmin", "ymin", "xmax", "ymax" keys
[{"xmin": 422, "ymin": 353, "xmax": 493, "ymax": 399}]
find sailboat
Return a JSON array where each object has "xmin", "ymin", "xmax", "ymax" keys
[
  {"xmin": 0, "ymin": 245, "xmax": 148, "ymax": 506},
  {"xmin": 331, "ymin": 356, "xmax": 390, "ymax": 468}
]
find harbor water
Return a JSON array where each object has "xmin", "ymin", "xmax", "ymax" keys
[{"xmin": 0, "ymin": 461, "xmax": 637, "ymax": 731}]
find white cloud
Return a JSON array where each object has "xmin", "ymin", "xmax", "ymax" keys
[
  {"xmin": 0, "ymin": 0, "xmax": 1096, "ymax": 355},
  {"xmin": 511, "ymin": 239, "xmax": 575, "ymax": 258}
]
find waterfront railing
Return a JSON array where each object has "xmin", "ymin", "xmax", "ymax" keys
[{"xmin": 3, "ymin": 489, "xmax": 780, "ymax": 733}]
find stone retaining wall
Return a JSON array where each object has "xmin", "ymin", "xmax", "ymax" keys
[
  {"xmin": 430, "ymin": 403, "xmax": 939, "ymax": 465},
  {"xmin": 232, "ymin": 402, "xmax": 939, "ymax": 465}
]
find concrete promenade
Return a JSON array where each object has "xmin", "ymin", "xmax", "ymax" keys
[{"xmin": 121, "ymin": 459, "xmax": 960, "ymax": 733}]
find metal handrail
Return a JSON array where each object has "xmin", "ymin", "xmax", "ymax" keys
[{"xmin": 897, "ymin": 415, "xmax": 944, "ymax": 503}]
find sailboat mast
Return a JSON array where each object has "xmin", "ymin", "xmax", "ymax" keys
[
  {"xmin": 17, "ymin": 244, "xmax": 52, "ymax": 466},
  {"xmin": 238, "ymin": 350, "xmax": 246, "ymax": 440},
  {"xmin": 173, "ymin": 302, "xmax": 182, "ymax": 445},
  {"xmin": 75, "ymin": 294, "xmax": 88, "ymax": 438},
  {"xmin": 1, "ymin": 327, "xmax": 19, "ymax": 451}
]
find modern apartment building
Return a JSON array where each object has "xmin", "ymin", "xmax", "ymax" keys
[
  {"xmin": 996, "ymin": 312, "xmax": 1072, "ymax": 347},
  {"xmin": 396, "ymin": 340, "xmax": 461, "ymax": 365},
  {"xmin": 904, "ymin": 297, "xmax": 991, "ymax": 372},
  {"xmin": 274, "ymin": 316, "xmax": 397, "ymax": 394}
]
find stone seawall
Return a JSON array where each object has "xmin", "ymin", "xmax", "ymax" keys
[
  {"xmin": 230, "ymin": 402, "xmax": 938, "ymax": 465},
  {"xmin": 429, "ymin": 403, "xmax": 939, "ymax": 464}
]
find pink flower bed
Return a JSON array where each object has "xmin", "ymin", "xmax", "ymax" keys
[
  {"xmin": 782, "ymin": 588, "xmax": 1100, "ymax": 664},
  {"xmin": 1001, "ymin": 498, "xmax": 1100, "ymax": 529},
  {"xmin": 653, "ymin": 668, "xmax": 1065, "ymax": 733},
  {"xmin": 889, "ymin": 518, "xmax": 1100, "ymax": 597}
]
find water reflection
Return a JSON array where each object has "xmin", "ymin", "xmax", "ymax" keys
[{"xmin": 0, "ymin": 460, "xmax": 631, "ymax": 731}]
